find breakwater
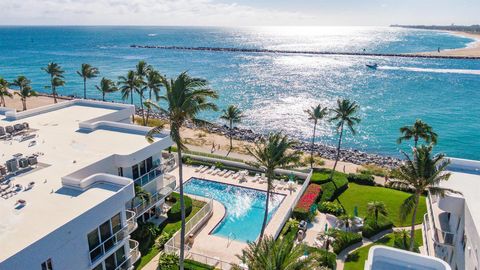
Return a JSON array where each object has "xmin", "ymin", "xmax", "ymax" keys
[{"xmin": 130, "ymin": 45, "xmax": 480, "ymax": 60}]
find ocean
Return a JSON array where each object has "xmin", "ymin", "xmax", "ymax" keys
[{"xmin": 0, "ymin": 26, "xmax": 479, "ymax": 159}]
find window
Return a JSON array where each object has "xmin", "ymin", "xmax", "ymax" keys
[
  {"xmin": 146, "ymin": 157, "xmax": 153, "ymax": 171},
  {"xmin": 87, "ymin": 213, "xmax": 124, "ymax": 263},
  {"xmin": 92, "ymin": 264, "xmax": 103, "ymax": 270},
  {"xmin": 132, "ymin": 164, "xmax": 139, "ymax": 179},
  {"xmin": 104, "ymin": 253, "xmax": 116, "ymax": 270},
  {"xmin": 118, "ymin": 167, "xmax": 123, "ymax": 177},
  {"xmin": 111, "ymin": 213, "xmax": 121, "ymax": 234},
  {"xmin": 41, "ymin": 258, "xmax": 53, "ymax": 270},
  {"xmin": 115, "ymin": 246, "xmax": 126, "ymax": 267}
]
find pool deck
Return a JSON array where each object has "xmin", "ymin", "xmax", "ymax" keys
[{"xmin": 151, "ymin": 165, "xmax": 303, "ymax": 267}]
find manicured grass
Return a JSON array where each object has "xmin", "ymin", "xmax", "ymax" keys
[
  {"xmin": 135, "ymin": 200, "xmax": 206, "ymax": 270},
  {"xmin": 338, "ymin": 183, "xmax": 427, "ymax": 227},
  {"xmin": 344, "ymin": 229, "xmax": 423, "ymax": 270}
]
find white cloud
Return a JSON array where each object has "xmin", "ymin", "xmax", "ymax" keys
[{"xmin": 0, "ymin": 0, "xmax": 317, "ymax": 26}]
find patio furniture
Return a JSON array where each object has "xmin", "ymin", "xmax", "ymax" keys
[
  {"xmin": 194, "ymin": 165, "xmax": 205, "ymax": 172},
  {"xmin": 0, "ymin": 126, "xmax": 6, "ymax": 138},
  {"xmin": 298, "ymin": 220, "xmax": 308, "ymax": 232},
  {"xmin": 5, "ymin": 126, "xmax": 14, "ymax": 136}
]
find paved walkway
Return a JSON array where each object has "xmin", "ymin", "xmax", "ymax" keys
[{"xmin": 335, "ymin": 224, "xmax": 423, "ymax": 270}]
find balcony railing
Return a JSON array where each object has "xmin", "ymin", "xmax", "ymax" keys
[
  {"xmin": 134, "ymin": 166, "xmax": 163, "ymax": 187},
  {"xmin": 427, "ymin": 193, "xmax": 455, "ymax": 246},
  {"xmin": 114, "ymin": 239, "xmax": 141, "ymax": 270},
  {"xmin": 89, "ymin": 212, "xmax": 138, "ymax": 264},
  {"xmin": 131, "ymin": 175, "xmax": 177, "ymax": 216}
]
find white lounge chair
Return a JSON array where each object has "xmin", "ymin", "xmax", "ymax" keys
[
  {"xmin": 205, "ymin": 166, "xmax": 216, "ymax": 174},
  {"xmin": 218, "ymin": 169, "xmax": 228, "ymax": 176},
  {"xmin": 224, "ymin": 171, "xmax": 234, "ymax": 178},
  {"xmin": 252, "ymin": 173, "xmax": 260, "ymax": 183},
  {"xmin": 200, "ymin": 166, "xmax": 210, "ymax": 173},
  {"xmin": 211, "ymin": 169, "xmax": 221, "ymax": 175},
  {"xmin": 195, "ymin": 165, "xmax": 205, "ymax": 172}
]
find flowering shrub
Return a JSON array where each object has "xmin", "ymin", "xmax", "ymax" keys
[{"xmin": 293, "ymin": 184, "xmax": 322, "ymax": 221}]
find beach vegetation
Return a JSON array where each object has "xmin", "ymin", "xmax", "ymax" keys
[
  {"xmin": 12, "ymin": 76, "xmax": 37, "ymax": 111},
  {"xmin": 42, "ymin": 62, "xmax": 65, "ymax": 103},
  {"xmin": 397, "ymin": 119, "xmax": 438, "ymax": 147},
  {"xmin": 305, "ymin": 104, "xmax": 329, "ymax": 168},
  {"xmin": 77, "ymin": 63, "xmax": 99, "ymax": 99},
  {"xmin": 389, "ymin": 144, "xmax": 453, "ymax": 251},
  {"xmin": 0, "ymin": 78, "xmax": 13, "ymax": 107},
  {"xmin": 145, "ymin": 71, "xmax": 218, "ymax": 270},
  {"xmin": 220, "ymin": 104, "xmax": 244, "ymax": 156},
  {"xmin": 246, "ymin": 132, "xmax": 301, "ymax": 239},
  {"xmin": 95, "ymin": 77, "xmax": 118, "ymax": 101},
  {"xmin": 357, "ymin": 164, "xmax": 390, "ymax": 177},
  {"xmin": 118, "ymin": 70, "xmax": 143, "ymax": 120}
]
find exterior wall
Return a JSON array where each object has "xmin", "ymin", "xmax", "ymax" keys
[
  {"xmin": 1, "ymin": 187, "xmax": 133, "ymax": 270},
  {"xmin": 464, "ymin": 205, "xmax": 480, "ymax": 270}
]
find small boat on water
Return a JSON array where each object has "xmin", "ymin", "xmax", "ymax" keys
[{"xmin": 366, "ymin": 63, "xmax": 378, "ymax": 69}]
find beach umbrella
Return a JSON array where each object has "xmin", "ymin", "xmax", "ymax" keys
[
  {"xmin": 324, "ymin": 223, "xmax": 328, "ymax": 232},
  {"xmin": 289, "ymin": 172, "xmax": 294, "ymax": 182},
  {"xmin": 354, "ymin": 206, "xmax": 358, "ymax": 217}
]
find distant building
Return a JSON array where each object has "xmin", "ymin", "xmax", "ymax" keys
[
  {"xmin": 423, "ymin": 158, "xmax": 480, "ymax": 270},
  {"xmin": 0, "ymin": 100, "xmax": 174, "ymax": 270}
]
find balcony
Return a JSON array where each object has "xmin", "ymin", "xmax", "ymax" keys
[
  {"xmin": 89, "ymin": 212, "xmax": 139, "ymax": 264},
  {"xmin": 114, "ymin": 239, "xmax": 141, "ymax": 270},
  {"xmin": 134, "ymin": 166, "xmax": 162, "ymax": 187},
  {"xmin": 131, "ymin": 175, "xmax": 177, "ymax": 216},
  {"xmin": 426, "ymin": 193, "xmax": 455, "ymax": 246}
]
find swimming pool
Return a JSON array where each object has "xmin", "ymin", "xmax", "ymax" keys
[{"xmin": 182, "ymin": 178, "xmax": 285, "ymax": 242}]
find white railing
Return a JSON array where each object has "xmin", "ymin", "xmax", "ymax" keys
[
  {"xmin": 164, "ymin": 198, "xmax": 213, "ymax": 253},
  {"xmin": 125, "ymin": 210, "xmax": 138, "ymax": 234},
  {"xmin": 89, "ymin": 226, "xmax": 129, "ymax": 264},
  {"xmin": 134, "ymin": 166, "xmax": 163, "ymax": 186},
  {"xmin": 186, "ymin": 250, "xmax": 233, "ymax": 270},
  {"xmin": 114, "ymin": 239, "xmax": 141, "ymax": 270},
  {"xmin": 427, "ymin": 194, "xmax": 455, "ymax": 246},
  {"xmin": 131, "ymin": 176, "xmax": 177, "ymax": 216},
  {"xmin": 273, "ymin": 169, "xmax": 313, "ymax": 239}
]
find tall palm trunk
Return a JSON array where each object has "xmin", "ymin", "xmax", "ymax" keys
[
  {"xmin": 130, "ymin": 92, "xmax": 135, "ymax": 122},
  {"xmin": 310, "ymin": 120, "xmax": 317, "ymax": 168},
  {"xmin": 1, "ymin": 96, "xmax": 4, "ymax": 107},
  {"xmin": 83, "ymin": 78, "xmax": 87, "ymax": 99},
  {"xmin": 51, "ymin": 76, "xmax": 58, "ymax": 103},
  {"xmin": 409, "ymin": 194, "xmax": 419, "ymax": 251},
  {"xmin": 177, "ymin": 145, "xmax": 186, "ymax": 270},
  {"xmin": 227, "ymin": 119, "xmax": 233, "ymax": 156},
  {"xmin": 22, "ymin": 98, "xmax": 27, "ymax": 111},
  {"xmin": 329, "ymin": 122, "xmax": 344, "ymax": 188},
  {"xmin": 414, "ymin": 136, "xmax": 418, "ymax": 147},
  {"xmin": 102, "ymin": 92, "xmax": 105, "ymax": 101},
  {"xmin": 259, "ymin": 171, "xmax": 271, "ymax": 240},
  {"xmin": 139, "ymin": 93, "xmax": 146, "ymax": 126}
]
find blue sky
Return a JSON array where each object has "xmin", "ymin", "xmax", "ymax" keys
[{"xmin": 0, "ymin": 0, "xmax": 478, "ymax": 26}]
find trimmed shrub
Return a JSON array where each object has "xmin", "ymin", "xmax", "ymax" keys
[
  {"xmin": 393, "ymin": 230, "xmax": 420, "ymax": 252},
  {"xmin": 293, "ymin": 184, "xmax": 322, "ymax": 221},
  {"xmin": 281, "ymin": 218, "xmax": 300, "ymax": 239},
  {"xmin": 306, "ymin": 246, "xmax": 337, "ymax": 269},
  {"xmin": 130, "ymin": 221, "xmax": 160, "ymax": 254},
  {"xmin": 347, "ymin": 173, "xmax": 375, "ymax": 186},
  {"xmin": 362, "ymin": 218, "xmax": 394, "ymax": 238},
  {"xmin": 318, "ymin": 201, "xmax": 345, "ymax": 216},
  {"xmin": 332, "ymin": 230, "xmax": 363, "ymax": 254},
  {"xmin": 167, "ymin": 193, "xmax": 193, "ymax": 222},
  {"xmin": 311, "ymin": 168, "xmax": 349, "ymax": 202},
  {"xmin": 155, "ymin": 231, "xmax": 173, "ymax": 250},
  {"xmin": 157, "ymin": 252, "xmax": 178, "ymax": 270}
]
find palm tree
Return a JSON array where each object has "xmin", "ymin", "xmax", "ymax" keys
[
  {"xmin": 77, "ymin": 63, "xmax": 99, "ymax": 99},
  {"xmin": 397, "ymin": 119, "xmax": 438, "ymax": 147},
  {"xmin": 95, "ymin": 77, "xmax": 118, "ymax": 101},
  {"xmin": 51, "ymin": 77, "xmax": 65, "ymax": 97},
  {"xmin": 0, "ymin": 78, "xmax": 13, "ymax": 107},
  {"xmin": 305, "ymin": 104, "xmax": 329, "ymax": 168},
  {"xmin": 145, "ymin": 71, "xmax": 218, "ymax": 270},
  {"xmin": 143, "ymin": 67, "xmax": 164, "ymax": 125},
  {"xmin": 247, "ymin": 132, "xmax": 301, "ymax": 240},
  {"xmin": 366, "ymin": 201, "xmax": 388, "ymax": 226},
  {"xmin": 328, "ymin": 99, "xmax": 361, "ymax": 183},
  {"xmin": 135, "ymin": 61, "xmax": 151, "ymax": 125},
  {"xmin": 42, "ymin": 62, "xmax": 65, "ymax": 103},
  {"xmin": 118, "ymin": 70, "xmax": 142, "ymax": 121},
  {"xmin": 130, "ymin": 185, "xmax": 151, "ymax": 210},
  {"xmin": 338, "ymin": 214, "xmax": 354, "ymax": 231},
  {"xmin": 234, "ymin": 236, "xmax": 318, "ymax": 270},
  {"xmin": 389, "ymin": 144, "xmax": 454, "ymax": 251},
  {"xmin": 12, "ymin": 76, "xmax": 37, "ymax": 111},
  {"xmin": 220, "ymin": 105, "xmax": 244, "ymax": 155}
]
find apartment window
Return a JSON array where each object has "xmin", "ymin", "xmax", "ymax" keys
[
  {"xmin": 104, "ymin": 253, "xmax": 116, "ymax": 270},
  {"xmin": 41, "ymin": 258, "xmax": 53, "ymax": 270},
  {"xmin": 146, "ymin": 157, "xmax": 153, "ymax": 171},
  {"xmin": 132, "ymin": 164, "xmax": 139, "ymax": 179},
  {"xmin": 92, "ymin": 264, "xmax": 103, "ymax": 270},
  {"xmin": 87, "ymin": 213, "xmax": 123, "ymax": 263},
  {"xmin": 118, "ymin": 167, "xmax": 123, "ymax": 177},
  {"xmin": 457, "ymin": 217, "xmax": 462, "ymax": 231}
]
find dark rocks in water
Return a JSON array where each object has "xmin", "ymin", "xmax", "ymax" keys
[{"xmin": 135, "ymin": 107, "xmax": 400, "ymax": 168}]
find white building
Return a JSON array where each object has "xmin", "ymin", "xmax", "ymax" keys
[
  {"xmin": 423, "ymin": 158, "xmax": 480, "ymax": 270},
  {"xmin": 365, "ymin": 246, "xmax": 451, "ymax": 270},
  {"xmin": 0, "ymin": 100, "xmax": 174, "ymax": 270}
]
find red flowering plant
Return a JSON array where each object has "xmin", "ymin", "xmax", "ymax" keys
[{"xmin": 293, "ymin": 184, "xmax": 322, "ymax": 221}]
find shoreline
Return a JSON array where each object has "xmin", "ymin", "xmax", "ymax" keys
[
  {"xmin": 2, "ymin": 92, "xmax": 400, "ymax": 168},
  {"xmin": 415, "ymin": 30, "xmax": 480, "ymax": 57}
]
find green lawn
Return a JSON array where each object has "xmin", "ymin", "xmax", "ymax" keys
[
  {"xmin": 338, "ymin": 183, "xmax": 427, "ymax": 227},
  {"xmin": 135, "ymin": 200, "xmax": 206, "ymax": 269},
  {"xmin": 344, "ymin": 229, "xmax": 423, "ymax": 270}
]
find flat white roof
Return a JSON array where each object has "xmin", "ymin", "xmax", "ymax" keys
[{"xmin": 0, "ymin": 103, "xmax": 164, "ymax": 261}]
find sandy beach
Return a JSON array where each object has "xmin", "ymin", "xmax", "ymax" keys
[{"xmin": 417, "ymin": 31, "xmax": 480, "ymax": 57}]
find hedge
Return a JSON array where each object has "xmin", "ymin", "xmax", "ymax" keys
[
  {"xmin": 332, "ymin": 230, "xmax": 363, "ymax": 254},
  {"xmin": 167, "ymin": 193, "xmax": 193, "ymax": 222},
  {"xmin": 306, "ymin": 246, "xmax": 337, "ymax": 269},
  {"xmin": 185, "ymin": 259, "xmax": 215, "ymax": 270},
  {"xmin": 293, "ymin": 184, "xmax": 322, "ymax": 221},
  {"xmin": 362, "ymin": 218, "xmax": 394, "ymax": 238},
  {"xmin": 347, "ymin": 173, "xmax": 375, "ymax": 186},
  {"xmin": 311, "ymin": 168, "xmax": 349, "ymax": 202},
  {"xmin": 318, "ymin": 201, "xmax": 345, "ymax": 216}
]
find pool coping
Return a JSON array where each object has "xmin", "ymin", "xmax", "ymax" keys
[{"xmin": 180, "ymin": 177, "xmax": 287, "ymax": 243}]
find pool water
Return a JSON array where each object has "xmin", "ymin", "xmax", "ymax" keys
[
  {"xmin": 182, "ymin": 178, "xmax": 285, "ymax": 242},
  {"xmin": 373, "ymin": 258, "xmax": 437, "ymax": 270}
]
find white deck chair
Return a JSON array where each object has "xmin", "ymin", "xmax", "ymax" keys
[
  {"xmin": 194, "ymin": 165, "xmax": 205, "ymax": 172},
  {"xmin": 205, "ymin": 166, "xmax": 216, "ymax": 174},
  {"xmin": 224, "ymin": 171, "xmax": 234, "ymax": 178},
  {"xmin": 218, "ymin": 169, "xmax": 228, "ymax": 176}
]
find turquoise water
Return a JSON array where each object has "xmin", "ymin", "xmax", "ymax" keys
[
  {"xmin": 182, "ymin": 178, "xmax": 284, "ymax": 242},
  {"xmin": 1, "ymin": 26, "xmax": 479, "ymax": 159}
]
